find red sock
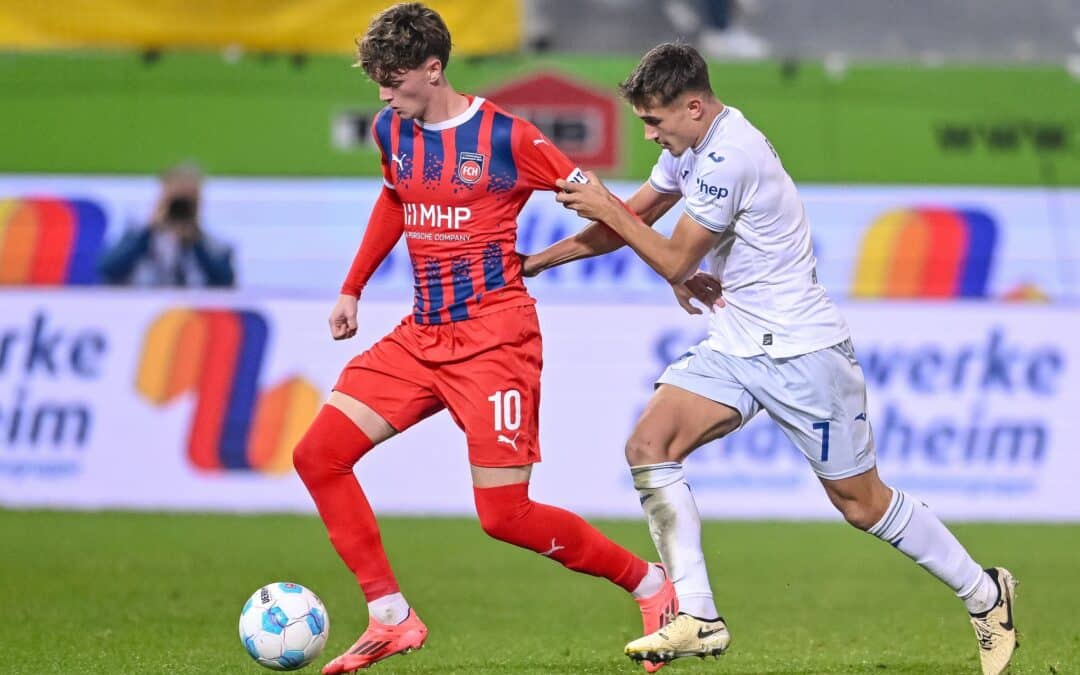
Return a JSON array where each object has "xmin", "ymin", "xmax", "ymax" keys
[
  {"xmin": 293, "ymin": 405, "xmax": 399, "ymax": 602},
  {"xmin": 473, "ymin": 482, "xmax": 648, "ymax": 592}
]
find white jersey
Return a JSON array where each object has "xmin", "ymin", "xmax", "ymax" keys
[{"xmin": 649, "ymin": 106, "xmax": 849, "ymax": 358}]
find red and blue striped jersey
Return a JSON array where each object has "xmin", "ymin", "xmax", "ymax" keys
[{"xmin": 372, "ymin": 96, "xmax": 580, "ymax": 324}]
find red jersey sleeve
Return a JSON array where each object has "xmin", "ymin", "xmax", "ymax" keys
[
  {"xmin": 340, "ymin": 187, "xmax": 404, "ymax": 297},
  {"xmin": 372, "ymin": 109, "xmax": 395, "ymax": 188},
  {"xmin": 339, "ymin": 108, "xmax": 404, "ymax": 297},
  {"xmin": 512, "ymin": 120, "xmax": 586, "ymax": 191}
]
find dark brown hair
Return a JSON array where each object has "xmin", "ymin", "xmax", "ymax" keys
[
  {"xmin": 618, "ymin": 42, "xmax": 713, "ymax": 108},
  {"xmin": 356, "ymin": 3, "xmax": 452, "ymax": 85}
]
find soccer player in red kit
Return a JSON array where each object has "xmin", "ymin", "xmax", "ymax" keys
[{"xmin": 291, "ymin": 4, "xmax": 676, "ymax": 673}]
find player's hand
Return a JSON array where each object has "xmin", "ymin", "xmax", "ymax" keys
[
  {"xmin": 555, "ymin": 171, "xmax": 619, "ymax": 222},
  {"xmin": 671, "ymin": 272, "xmax": 725, "ymax": 315},
  {"xmin": 328, "ymin": 294, "xmax": 359, "ymax": 340},
  {"xmin": 685, "ymin": 271, "xmax": 725, "ymax": 308},
  {"xmin": 671, "ymin": 283, "xmax": 703, "ymax": 314}
]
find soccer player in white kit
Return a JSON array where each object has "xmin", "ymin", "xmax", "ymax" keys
[{"xmin": 524, "ymin": 43, "xmax": 1018, "ymax": 675}]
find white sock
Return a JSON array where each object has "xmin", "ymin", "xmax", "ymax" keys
[
  {"xmin": 631, "ymin": 562, "xmax": 667, "ymax": 599},
  {"xmin": 632, "ymin": 462, "xmax": 719, "ymax": 619},
  {"xmin": 868, "ymin": 487, "xmax": 997, "ymax": 614},
  {"xmin": 367, "ymin": 592, "xmax": 410, "ymax": 625},
  {"xmin": 961, "ymin": 570, "xmax": 1000, "ymax": 616}
]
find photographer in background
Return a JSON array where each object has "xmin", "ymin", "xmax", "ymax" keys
[{"xmin": 98, "ymin": 162, "xmax": 235, "ymax": 287}]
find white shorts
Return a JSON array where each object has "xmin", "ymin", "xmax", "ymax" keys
[{"xmin": 657, "ymin": 339, "xmax": 876, "ymax": 480}]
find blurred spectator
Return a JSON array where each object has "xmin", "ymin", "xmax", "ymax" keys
[
  {"xmin": 665, "ymin": 0, "xmax": 770, "ymax": 59},
  {"xmin": 521, "ymin": 0, "xmax": 554, "ymax": 52},
  {"xmin": 98, "ymin": 163, "xmax": 235, "ymax": 287}
]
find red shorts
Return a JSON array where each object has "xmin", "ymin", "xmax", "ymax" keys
[{"xmin": 334, "ymin": 304, "xmax": 543, "ymax": 467}]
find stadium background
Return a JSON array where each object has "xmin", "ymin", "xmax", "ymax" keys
[{"xmin": 2, "ymin": 1, "xmax": 1078, "ymax": 672}]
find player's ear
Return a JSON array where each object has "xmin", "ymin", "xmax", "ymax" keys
[
  {"xmin": 426, "ymin": 56, "xmax": 442, "ymax": 85},
  {"xmin": 686, "ymin": 96, "xmax": 704, "ymax": 121}
]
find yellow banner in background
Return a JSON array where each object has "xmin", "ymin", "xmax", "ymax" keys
[{"xmin": 0, "ymin": 0, "xmax": 520, "ymax": 55}]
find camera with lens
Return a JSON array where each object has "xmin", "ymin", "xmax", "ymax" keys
[{"xmin": 165, "ymin": 196, "xmax": 197, "ymax": 222}]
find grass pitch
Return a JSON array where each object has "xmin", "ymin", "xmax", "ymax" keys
[{"xmin": 3, "ymin": 510, "xmax": 1076, "ymax": 674}]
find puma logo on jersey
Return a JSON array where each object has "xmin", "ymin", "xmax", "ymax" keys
[
  {"xmin": 540, "ymin": 538, "xmax": 565, "ymax": 556},
  {"xmin": 391, "ymin": 153, "xmax": 406, "ymax": 172},
  {"xmin": 532, "ymin": 138, "xmax": 547, "ymax": 146},
  {"xmin": 497, "ymin": 432, "xmax": 520, "ymax": 451}
]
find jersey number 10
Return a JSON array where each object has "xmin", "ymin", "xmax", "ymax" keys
[{"xmin": 487, "ymin": 389, "xmax": 522, "ymax": 432}]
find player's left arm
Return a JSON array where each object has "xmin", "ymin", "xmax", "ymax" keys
[
  {"xmin": 557, "ymin": 172, "xmax": 719, "ymax": 284},
  {"xmin": 558, "ymin": 149, "xmax": 754, "ymax": 284},
  {"xmin": 523, "ymin": 182, "xmax": 680, "ymax": 276},
  {"xmin": 511, "ymin": 120, "xmax": 685, "ymax": 274}
]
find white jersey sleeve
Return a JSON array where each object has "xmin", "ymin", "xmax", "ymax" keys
[
  {"xmin": 648, "ymin": 151, "xmax": 682, "ymax": 194},
  {"xmin": 684, "ymin": 148, "xmax": 755, "ymax": 234}
]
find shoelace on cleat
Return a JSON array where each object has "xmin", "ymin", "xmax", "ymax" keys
[{"xmin": 972, "ymin": 618, "xmax": 996, "ymax": 651}]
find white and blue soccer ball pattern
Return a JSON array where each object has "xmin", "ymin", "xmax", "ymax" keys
[{"xmin": 239, "ymin": 582, "xmax": 329, "ymax": 670}]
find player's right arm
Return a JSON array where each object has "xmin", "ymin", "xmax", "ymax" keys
[
  {"xmin": 330, "ymin": 187, "xmax": 405, "ymax": 339},
  {"xmin": 330, "ymin": 109, "xmax": 405, "ymax": 340},
  {"xmin": 520, "ymin": 182, "xmax": 679, "ymax": 277}
]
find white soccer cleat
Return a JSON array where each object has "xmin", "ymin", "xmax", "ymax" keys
[
  {"xmin": 624, "ymin": 612, "xmax": 731, "ymax": 664},
  {"xmin": 970, "ymin": 567, "xmax": 1019, "ymax": 675}
]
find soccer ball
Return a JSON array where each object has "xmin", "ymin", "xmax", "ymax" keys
[{"xmin": 239, "ymin": 582, "xmax": 330, "ymax": 670}]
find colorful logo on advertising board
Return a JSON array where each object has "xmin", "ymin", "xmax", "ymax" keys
[
  {"xmin": 136, "ymin": 309, "xmax": 320, "ymax": 473},
  {"xmin": 853, "ymin": 208, "xmax": 998, "ymax": 298},
  {"xmin": 0, "ymin": 197, "xmax": 106, "ymax": 285}
]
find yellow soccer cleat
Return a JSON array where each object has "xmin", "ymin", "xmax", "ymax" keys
[
  {"xmin": 970, "ymin": 567, "xmax": 1019, "ymax": 675},
  {"xmin": 625, "ymin": 612, "xmax": 731, "ymax": 664}
]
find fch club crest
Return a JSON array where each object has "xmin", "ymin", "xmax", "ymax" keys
[{"xmin": 457, "ymin": 152, "xmax": 485, "ymax": 184}]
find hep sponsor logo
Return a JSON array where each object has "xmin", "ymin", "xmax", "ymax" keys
[
  {"xmin": 854, "ymin": 207, "xmax": 997, "ymax": 298},
  {"xmin": 403, "ymin": 203, "xmax": 472, "ymax": 230},
  {"xmin": 136, "ymin": 309, "xmax": 319, "ymax": 473},
  {"xmin": 456, "ymin": 152, "xmax": 485, "ymax": 184},
  {"xmin": 0, "ymin": 197, "xmax": 106, "ymax": 286},
  {"xmin": 694, "ymin": 177, "xmax": 729, "ymax": 199}
]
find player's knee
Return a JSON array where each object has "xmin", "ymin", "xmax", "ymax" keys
[
  {"xmin": 292, "ymin": 423, "xmax": 358, "ymax": 484},
  {"xmin": 624, "ymin": 432, "xmax": 676, "ymax": 466},
  {"xmin": 477, "ymin": 509, "xmax": 511, "ymax": 540},
  {"xmin": 293, "ymin": 406, "xmax": 378, "ymax": 485},
  {"xmin": 291, "ymin": 433, "xmax": 326, "ymax": 484},
  {"xmin": 474, "ymin": 484, "xmax": 531, "ymax": 542}
]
